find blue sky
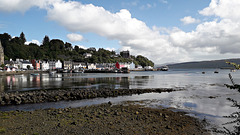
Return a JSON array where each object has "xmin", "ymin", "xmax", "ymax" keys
[{"xmin": 0, "ymin": 0, "xmax": 240, "ymax": 64}]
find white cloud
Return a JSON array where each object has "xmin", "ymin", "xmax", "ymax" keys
[
  {"xmin": 75, "ymin": 45, "xmax": 87, "ymax": 50},
  {"xmin": 25, "ymin": 40, "xmax": 40, "ymax": 45},
  {"xmin": 199, "ymin": 0, "xmax": 240, "ymax": 22},
  {"xmin": 159, "ymin": 0, "xmax": 168, "ymax": 4},
  {"xmin": 67, "ymin": 33, "xmax": 83, "ymax": 42},
  {"xmin": 180, "ymin": 16, "xmax": 200, "ymax": 25},
  {"xmin": 140, "ymin": 3, "xmax": 156, "ymax": 10},
  {"xmin": 0, "ymin": 0, "xmax": 60, "ymax": 13},
  {"xmin": 122, "ymin": 1, "xmax": 138, "ymax": 7},
  {"xmin": 1, "ymin": 0, "xmax": 240, "ymax": 64},
  {"xmin": 105, "ymin": 47, "xmax": 116, "ymax": 52}
]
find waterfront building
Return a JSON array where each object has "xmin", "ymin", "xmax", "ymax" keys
[
  {"xmin": 72, "ymin": 62, "xmax": 86, "ymax": 69},
  {"xmin": 145, "ymin": 66, "xmax": 153, "ymax": 70},
  {"xmin": 21, "ymin": 60, "xmax": 33, "ymax": 70},
  {"xmin": 96, "ymin": 64, "xmax": 105, "ymax": 70},
  {"xmin": 136, "ymin": 65, "xmax": 143, "ymax": 69},
  {"xmin": 49, "ymin": 61, "xmax": 56, "ymax": 70},
  {"xmin": 31, "ymin": 59, "xmax": 41, "ymax": 70},
  {"xmin": 15, "ymin": 59, "xmax": 24, "ymax": 69},
  {"xmin": 41, "ymin": 61, "xmax": 49, "ymax": 71},
  {"xmin": 119, "ymin": 63, "xmax": 130, "ymax": 69},
  {"xmin": 0, "ymin": 41, "xmax": 4, "ymax": 65},
  {"xmin": 87, "ymin": 63, "xmax": 96, "ymax": 69},
  {"xmin": 63, "ymin": 61, "xmax": 73, "ymax": 69},
  {"xmin": 49, "ymin": 60, "xmax": 62, "ymax": 70},
  {"xmin": 55, "ymin": 60, "xmax": 62, "ymax": 69},
  {"xmin": 130, "ymin": 62, "xmax": 136, "ymax": 70}
]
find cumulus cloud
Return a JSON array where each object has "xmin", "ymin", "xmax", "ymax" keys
[
  {"xmin": 180, "ymin": 16, "xmax": 200, "ymax": 25},
  {"xmin": 45, "ymin": 1, "xmax": 187, "ymax": 63},
  {"xmin": 1, "ymin": 0, "xmax": 240, "ymax": 64},
  {"xmin": 199, "ymin": 0, "xmax": 240, "ymax": 21},
  {"xmin": 67, "ymin": 33, "xmax": 83, "ymax": 42},
  {"xmin": 0, "ymin": 0, "xmax": 60, "ymax": 13},
  {"xmin": 25, "ymin": 40, "xmax": 40, "ymax": 45}
]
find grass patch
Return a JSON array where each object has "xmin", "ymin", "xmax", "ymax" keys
[{"xmin": 0, "ymin": 127, "xmax": 6, "ymax": 134}]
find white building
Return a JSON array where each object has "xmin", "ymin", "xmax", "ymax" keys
[
  {"xmin": 119, "ymin": 63, "xmax": 130, "ymax": 69},
  {"xmin": 55, "ymin": 60, "xmax": 62, "ymax": 69},
  {"xmin": 41, "ymin": 61, "xmax": 49, "ymax": 71},
  {"xmin": 72, "ymin": 62, "xmax": 86, "ymax": 69},
  {"xmin": 130, "ymin": 62, "xmax": 135, "ymax": 70},
  {"xmin": 145, "ymin": 66, "xmax": 153, "ymax": 70},
  {"xmin": 83, "ymin": 53, "xmax": 92, "ymax": 58},
  {"xmin": 21, "ymin": 61, "xmax": 33, "ymax": 70},
  {"xmin": 87, "ymin": 63, "xmax": 96, "ymax": 69},
  {"xmin": 49, "ymin": 60, "xmax": 62, "ymax": 69},
  {"xmin": 136, "ymin": 65, "xmax": 143, "ymax": 69}
]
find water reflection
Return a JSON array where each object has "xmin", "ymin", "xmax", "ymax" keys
[{"xmin": 1, "ymin": 73, "xmax": 153, "ymax": 92}]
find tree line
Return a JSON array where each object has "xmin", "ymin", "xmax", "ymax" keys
[{"xmin": 0, "ymin": 32, "xmax": 154, "ymax": 67}]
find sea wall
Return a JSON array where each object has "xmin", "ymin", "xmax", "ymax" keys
[{"xmin": 0, "ymin": 70, "xmax": 47, "ymax": 76}]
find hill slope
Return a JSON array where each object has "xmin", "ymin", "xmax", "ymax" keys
[{"xmin": 167, "ymin": 58, "xmax": 240, "ymax": 69}]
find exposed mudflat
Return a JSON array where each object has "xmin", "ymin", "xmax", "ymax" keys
[{"xmin": 0, "ymin": 102, "xmax": 210, "ymax": 135}]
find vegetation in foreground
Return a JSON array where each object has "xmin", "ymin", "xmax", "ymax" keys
[{"xmin": 215, "ymin": 62, "xmax": 240, "ymax": 134}]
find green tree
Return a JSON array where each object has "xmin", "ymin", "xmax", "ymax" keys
[
  {"xmin": 136, "ymin": 55, "xmax": 154, "ymax": 67},
  {"xmin": 0, "ymin": 33, "xmax": 11, "ymax": 48},
  {"xmin": 0, "ymin": 64, "xmax": 4, "ymax": 69},
  {"xmin": 74, "ymin": 46, "xmax": 79, "ymax": 52},
  {"xmin": 42, "ymin": 35, "xmax": 50, "ymax": 46},
  {"xmin": 20, "ymin": 32, "xmax": 26, "ymax": 44}
]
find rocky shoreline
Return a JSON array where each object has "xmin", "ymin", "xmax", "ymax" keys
[
  {"xmin": 0, "ymin": 102, "xmax": 210, "ymax": 135},
  {"xmin": 0, "ymin": 88, "xmax": 181, "ymax": 106}
]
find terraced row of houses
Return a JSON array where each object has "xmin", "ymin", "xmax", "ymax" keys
[{"xmin": 3, "ymin": 58, "xmax": 139, "ymax": 72}]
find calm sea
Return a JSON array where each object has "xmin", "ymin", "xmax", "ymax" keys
[{"xmin": 0, "ymin": 68, "xmax": 240, "ymax": 130}]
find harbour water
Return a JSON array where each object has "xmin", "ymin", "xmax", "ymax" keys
[{"xmin": 0, "ymin": 69, "xmax": 240, "ymax": 130}]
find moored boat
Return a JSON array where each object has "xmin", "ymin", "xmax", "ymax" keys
[
  {"xmin": 31, "ymin": 73, "xmax": 39, "ymax": 76},
  {"xmin": 157, "ymin": 66, "xmax": 169, "ymax": 71},
  {"xmin": 49, "ymin": 71, "xmax": 57, "ymax": 74},
  {"xmin": 73, "ymin": 69, "xmax": 79, "ymax": 73}
]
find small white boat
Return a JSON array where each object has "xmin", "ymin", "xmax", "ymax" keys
[{"xmin": 73, "ymin": 69, "xmax": 79, "ymax": 73}]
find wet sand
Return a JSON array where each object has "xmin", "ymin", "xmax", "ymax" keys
[{"xmin": 0, "ymin": 102, "xmax": 210, "ymax": 135}]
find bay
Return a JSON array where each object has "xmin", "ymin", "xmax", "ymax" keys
[{"xmin": 0, "ymin": 68, "xmax": 239, "ymax": 131}]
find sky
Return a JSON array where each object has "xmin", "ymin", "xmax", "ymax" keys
[{"xmin": 0, "ymin": 0, "xmax": 240, "ymax": 64}]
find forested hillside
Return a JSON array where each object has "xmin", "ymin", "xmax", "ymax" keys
[{"xmin": 0, "ymin": 32, "xmax": 154, "ymax": 67}]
